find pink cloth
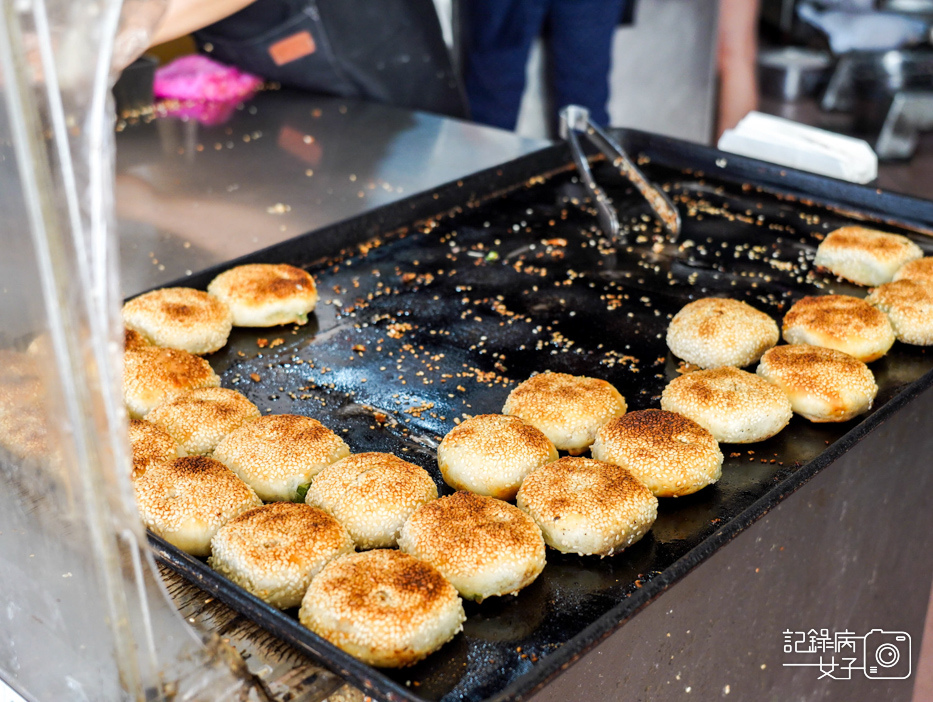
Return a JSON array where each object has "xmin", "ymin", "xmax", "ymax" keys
[{"xmin": 154, "ymin": 54, "xmax": 262, "ymax": 103}]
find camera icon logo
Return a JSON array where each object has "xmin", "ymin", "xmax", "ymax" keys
[{"xmin": 863, "ymin": 630, "xmax": 911, "ymax": 680}]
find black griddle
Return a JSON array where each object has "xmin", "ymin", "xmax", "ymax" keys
[{"xmin": 148, "ymin": 129, "xmax": 933, "ymax": 702}]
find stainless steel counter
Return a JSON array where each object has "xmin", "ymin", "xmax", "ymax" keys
[{"xmin": 115, "ymin": 89, "xmax": 547, "ymax": 296}]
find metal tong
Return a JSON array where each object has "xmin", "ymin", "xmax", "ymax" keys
[{"xmin": 559, "ymin": 104, "xmax": 681, "ymax": 242}]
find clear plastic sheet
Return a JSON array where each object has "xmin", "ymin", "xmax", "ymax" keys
[{"xmin": 0, "ymin": 2, "xmax": 257, "ymax": 699}]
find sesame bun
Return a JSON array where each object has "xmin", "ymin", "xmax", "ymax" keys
[
  {"xmin": 893, "ymin": 256, "xmax": 933, "ymax": 283},
  {"xmin": 666, "ymin": 297, "xmax": 779, "ymax": 369},
  {"xmin": 660, "ymin": 367, "xmax": 792, "ymax": 443},
  {"xmin": 516, "ymin": 457, "xmax": 657, "ymax": 556},
  {"xmin": 591, "ymin": 409, "xmax": 722, "ymax": 498},
  {"xmin": 437, "ymin": 414, "xmax": 558, "ymax": 500},
  {"xmin": 502, "ymin": 372, "xmax": 627, "ymax": 453},
  {"xmin": 124, "ymin": 327, "xmax": 150, "ymax": 351},
  {"xmin": 814, "ymin": 226, "xmax": 922, "ymax": 287},
  {"xmin": 134, "ymin": 455, "xmax": 261, "ymax": 556},
  {"xmin": 212, "ymin": 414, "xmax": 349, "ymax": 502},
  {"xmin": 306, "ymin": 452, "xmax": 438, "ymax": 549},
  {"xmin": 209, "ymin": 502, "xmax": 354, "ymax": 609},
  {"xmin": 782, "ymin": 294, "xmax": 895, "ymax": 362},
  {"xmin": 146, "ymin": 386, "xmax": 260, "ymax": 456},
  {"xmin": 123, "ymin": 346, "xmax": 220, "ymax": 420},
  {"xmin": 757, "ymin": 345, "xmax": 877, "ymax": 423},
  {"xmin": 398, "ymin": 492, "xmax": 546, "ymax": 601},
  {"xmin": 207, "ymin": 263, "xmax": 318, "ymax": 327},
  {"xmin": 299, "ymin": 549, "xmax": 465, "ymax": 668},
  {"xmin": 128, "ymin": 418, "xmax": 184, "ymax": 480},
  {"xmin": 122, "ymin": 287, "xmax": 232, "ymax": 355},
  {"xmin": 866, "ymin": 279, "xmax": 933, "ymax": 346}
]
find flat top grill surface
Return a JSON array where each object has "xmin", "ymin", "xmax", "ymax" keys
[{"xmin": 154, "ymin": 146, "xmax": 933, "ymax": 702}]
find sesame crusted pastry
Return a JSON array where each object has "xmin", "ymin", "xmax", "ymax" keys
[
  {"xmin": 128, "ymin": 418, "xmax": 184, "ymax": 480},
  {"xmin": 660, "ymin": 367, "xmax": 792, "ymax": 443},
  {"xmin": 299, "ymin": 549, "xmax": 465, "ymax": 667},
  {"xmin": 306, "ymin": 452, "xmax": 437, "ymax": 549},
  {"xmin": 502, "ymin": 372, "xmax": 627, "ymax": 454},
  {"xmin": 782, "ymin": 294, "xmax": 895, "ymax": 362},
  {"xmin": 146, "ymin": 386, "xmax": 260, "ymax": 456},
  {"xmin": 134, "ymin": 455, "xmax": 262, "ymax": 557},
  {"xmin": 123, "ymin": 346, "xmax": 221, "ymax": 420},
  {"xmin": 666, "ymin": 297, "xmax": 779, "ymax": 369},
  {"xmin": 209, "ymin": 502, "xmax": 354, "ymax": 609},
  {"xmin": 516, "ymin": 457, "xmax": 657, "ymax": 556},
  {"xmin": 893, "ymin": 256, "xmax": 933, "ymax": 283},
  {"xmin": 813, "ymin": 226, "xmax": 922, "ymax": 287},
  {"xmin": 757, "ymin": 345, "xmax": 877, "ymax": 423},
  {"xmin": 866, "ymin": 279, "xmax": 933, "ymax": 346},
  {"xmin": 124, "ymin": 327, "xmax": 150, "ymax": 351},
  {"xmin": 212, "ymin": 414, "xmax": 350, "ymax": 502},
  {"xmin": 207, "ymin": 263, "xmax": 318, "ymax": 327},
  {"xmin": 122, "ymin": 287, "xmax": 232, "ymax": 355},
  {"xmin": 398, "ymin": 492, "xmax": 546, "ymax": 602},
  {"xmin": 437, "ymin": 414, "xmax": 558, "ymax": 500},
  {"xmin": 591, "ymin": 409, "xmax": 722, "ymax": 498}
]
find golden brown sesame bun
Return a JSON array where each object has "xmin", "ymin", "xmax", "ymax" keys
[
  {"xmin": 814, "ymin": 226, "xmax": 922, "ymax": 287},
  {"xmin": 306, "ymin": 452, "xmax": 437, "ymax": 549},
  {"xmin": 866, "ymin": 279, "xmax": 933, "ymax": 346},
  {"xmin": 502, "ymin": 372, "xmax": 627, "ymax": 453},
  {"xmin": 299, "ymin": 549, "xmax": 465, "ymax": 668},
  {"xmin": 757, "ymin": 345, "xmax": 877, "ymax": 423},
  {"xmin": 437, "ymin": 414, "xmax": 558, "ymax": 500},
  {"xmin": 398, "ymin": 492, "xmax": 546, "ymax": 602},
  {"xmin": 123, "ymin": 346, "xmax": 221, "ymax": 420},
  {"xmin": 516, "ymin": 457, "xmax": 657, "ymax": 556},
  {"xmin": 207, "ymin": 263, "xmax": 318, "ymax": 327},
  {"xmin": 893, "ymin": 256, "xmax": 933, "ymax": 284},
  {"xmin": 209, "ymin": 502, "xmax": 354, "ymax": 609},
  {"xmin": 146, "ymin": 386, "xmax": 260, "ymax": 456},
  {"xmin": 782, "ymin": 294, "xmax": 895, "ymax": 362},
  {"xmin": 128, "ymin": 418, "xmax": 184, "ymax": 480},
  {"xmin": 591, "ymin": 409, "xmax": 722, "ymax": 498},
  {"xmin": 660, "ymin": 367, "xmax": 792, "ymax": 444},
  {"xmin": 666, "ymin": 297, "xmax": 779, "ymax": 369},
  {"xmin": 122, "ymin": 287, "xmax": 232, "ymax": 355},
  {"xmin": 124, "ymin": 327, "xmax": 150, "ymax": 352},
  {"xmin": 212, "ymin": 414, "xmax": 349, "ymax": 502},
  {"xmin": 134, "ymin": 455, "xmax": 261, "ymax": 556}
]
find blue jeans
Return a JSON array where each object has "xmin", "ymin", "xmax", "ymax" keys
[{"xmin": 463, "ymin": 0, "xmax": 631, "ymax": 131}]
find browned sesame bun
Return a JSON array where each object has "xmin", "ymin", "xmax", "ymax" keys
[
  {"xmin": 123, "ymin": 346, "xmax": 220, "ymax": 420},
  {"xmin": 666, "ymin": 297, "xmax": 779, "ymax": 369},
  {"xmin": 516, "ymin": 457, "xmax": 657, "ymax": 556},
  {"xmin": 591, "ymin": 409, "xmax": 722, "ymax": 497},
  {"xmin": 0, "ymin": 360, "xmax": 52, "ymax": 462},
  {"xmin": 134, "ymin": 455, "xmax": 262, "ymax": 556},
  {"xmin": 660, "ymin": 367, "xmax": 792, "ymax": 443},
  {"xmin": 128, "ymin": 419, "xmax": 184, "ymax": 480},
  {"xmin": 866, "ymin": 279, "xmax": 933, "ymax": 346},
  {"xmin": 502, "ymin": 372, "xmax": 627, "ymax": 453},
  {"xmin": 213, "ymin": 414, "xmax": 350, "ymax": 502},
  {"xmin": 299, "ymin": 549, "xmax": 465, "ymax": 667},
  {"xmin": 146, "ymin": 386, "xmax": 260, "ymax": 456},
  {"xmin": 207, "ymin": 263, "xmax": 318, "ymax": 327},
  {"xmin": 122, "ymin": 287, "xmax": 232, "ymax": 355},
  {"xmin": 757, "ymin": 345, "xmax": 877, "ymax": 422},
  {"xmin": 782, "ymin": 294, "xmax": 895, "ymax": 362},
  {"xmin": 814, "ymin": 226, "xmax": 923, "ymax": 287},
  {"xmin": 893, "ymin": 256, "xmax": 933, "ymax": 283},
  {"xmin": 209, "ymin": 502, "xmax": 354, "ymax": 609},
  {"xmin": 124, "ymin": 327, "xmax": 150, "ymax": 351},
  {"xmin": 306, "ymin": 452, "xmax": 438, "ymax": 549},
  {"xmin": 398, "ymin": 492, "xmax": 546, "ymax": 601},
  {"xmin": 437, "ymin": 414, "xmax": 558, "ymax": 500}
]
